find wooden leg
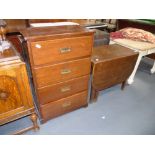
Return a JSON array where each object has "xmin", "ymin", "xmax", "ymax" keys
[
  {"xmin": 90, "ymin": 86, "xmax": 99, "ymax": 102},
  {"xmin": 121, "ymin": 81, "xmax": 126, "ymax": 90},
  {"xmin": 30, "ymin": 113, "xmax": 39, "ymax": 131}
]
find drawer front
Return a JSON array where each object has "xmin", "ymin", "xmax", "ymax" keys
[
  {"xmin": 30, "ymin": 36, "xmax": 93, "ymax": 66},
  {"xmin": 34, "ymin": 58, "xmax": 91, "ymax": 88},
  {"xmin": 40, "ymin": 91, "xmax": 88, "ymax": 122},
  {"xmin": 37, "ymin": 75, "xmax": 89, "ymax": 104}
]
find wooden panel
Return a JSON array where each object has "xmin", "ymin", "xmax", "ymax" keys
[
  {"xmin": 40, "ymin": 91, "xmax": 88, "ymax": 122},
  {"xmin": 37, "ymin": 75, "xmax": 89, "ymax": 104},
  {"xmin": 30, "ymin": 36, "xmax": 92, "ymax": 66},
  {"xmin": 0, "ymin": 63, "xmax": 34, "ymax": 122},
  {"xmin": 34, "ymin": 58, "xmax": 91, "ymax": 88},
  {"xmin": 4, "ymin": 19, "xmax": 27, "ymax": 33},
  {"xmin": 0, "ymin": 75, "xmax": 24, "ymax": 115}
]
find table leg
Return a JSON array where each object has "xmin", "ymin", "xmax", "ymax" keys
[
  {"xmin": 150, "ymin": 60, "xmax": 155, "ymax": 74},
  {"xmin": 30, "ymin": 113, "xmax": 39, "ymax": 131},
  {"xmin": 121, "ymin": 81, "xmax": 126, "ymax": 90},
  {"xmin": 127, "ymin": 53, "xmax": 143, "ymax": 84},
  {"xmin": 90, "ymin": 86, "xmax": 99, "ymax": 102}
]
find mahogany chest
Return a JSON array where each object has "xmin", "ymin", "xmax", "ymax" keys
[{"xmin": 20, "ymin": 25, "xmax": 94, "ymax": 123}]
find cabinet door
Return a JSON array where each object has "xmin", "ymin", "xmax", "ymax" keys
[{"xmin": 0, "ymin": 63, "xmax": 34, "ymax": 122}]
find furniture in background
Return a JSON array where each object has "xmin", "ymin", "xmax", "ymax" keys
[
  {"xmin": 117, "ymin": 19, "xmax": 155, "ymax": 33},
  {"xmin": 102, "ymin": 19, "xmax": 117, "ymax": 32},
  {"xmin": 117, "ymin": 19, "xmax": 155, "ymax": 61},
  {"xmin": 4, "ymin": 19, "xmax": 110, "ymax": 52},
  {"xmin": 20, "ymin": 25, "xmax": 94, "ymax": 123},
  {"xmin": 3, "ymin": 19, "xmax": 28, "ymax": 33},
  {"xmin": 0, "ymin": 43, "xmax": 39, "ymax": 134},
  {"xmin": 94, "ymin": 29, "xmax": 110, "ymax": 46},
  {"xmin": 111, "ymin": 39, "xmax": 155, "ymax": 84},
  {"xmin": 91, "ymin": 44, "xmax": 138, "ymax": 102}
]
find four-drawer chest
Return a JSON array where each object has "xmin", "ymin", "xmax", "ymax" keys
[{"xmin": 20, "ymin": 25, "xmax": 94, "ymax": 123}]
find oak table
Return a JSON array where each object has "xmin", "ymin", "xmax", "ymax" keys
[{"xmin": 90, "ymin": 44, "xmax": 138, "ymax": 102}]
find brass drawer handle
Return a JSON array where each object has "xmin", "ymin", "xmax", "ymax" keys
[
  {"xmin": 60, "ymin": 47, "xmax": 71, "ymax": 54},
  {"xmin": 61, "ymin": 86, "xmax": 71, "ymax": 92},
  {"xmin": 62, "ymin": 101, "xmax": 71, "ymax": 108},
  {"xmin": 61, "ymin": 69, "xmax": 71, "ymax": 75}
]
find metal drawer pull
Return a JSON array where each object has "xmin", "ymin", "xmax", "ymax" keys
[
  {"xmin": 60, "ymin": 47, "xmax": 71, "ymax": 53},
  {"xmin": 62, "ymin": 101, "xmax": 71, "ymax": 108},
  {"xmin": 35, "ymin": 44, "xmax": 42, "ymax": 49},
  {"xmin": 61, "ymin": 86, "xmax": 71, "ymax": 92},
  {"xmin": 61, "ymin": 69, "xmax": 71, "ymax": 75}
]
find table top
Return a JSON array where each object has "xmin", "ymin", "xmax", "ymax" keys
[{"xmin": 91, "ymin": 44, "xmax": 138, "ymax": 64}]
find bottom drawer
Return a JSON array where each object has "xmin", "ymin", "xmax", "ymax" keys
[{"xmin": 40, "ymin": 91, "xmax": 88, "ymax": 122}]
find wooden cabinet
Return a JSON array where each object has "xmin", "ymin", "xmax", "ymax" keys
[
  {"xmin": 20, "ymin": 25, "xmax": 94, "ymax": 123},
  {"xmin": 0, "ymin": 45, "xmax": 39, "ymax": 134}
]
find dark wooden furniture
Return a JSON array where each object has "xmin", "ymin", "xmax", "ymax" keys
[
  {"xmin": 20, "ymin": 25, "xmax": 94, "ymax": 123},
  {"xmin": 91, "ymin": 44, "xmax": 138, "ymax": 102},
  {"xmin": 3, "ymin": 19, "xmax": 28, "ymax": 33},
  {"xmin": 0, "ymin": 44, "xmax": 39, "ymax": 134}
]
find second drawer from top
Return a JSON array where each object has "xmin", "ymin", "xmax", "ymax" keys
[{"xmin": 33, "ymin": 58, "xmax": 91, "ymax": 88}]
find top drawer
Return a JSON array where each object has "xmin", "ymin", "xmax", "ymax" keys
[{"xmin": 30, "ymin": 36, "xmax": 93, "ymax": 66}]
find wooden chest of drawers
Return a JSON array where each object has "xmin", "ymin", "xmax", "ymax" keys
[{"xmin": 20, "ymin": 25, "xmax": 94, "ymax": 123}]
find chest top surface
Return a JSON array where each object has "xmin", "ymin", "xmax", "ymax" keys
[{"xmin": 20, "ymin": 25, "xmax": 94, "ymax": 41}]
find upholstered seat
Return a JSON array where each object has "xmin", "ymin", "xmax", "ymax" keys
[
  {"xmin": 113, "ymin": 39, "xmax": 155, "ymax": 51},
  {"xmin": 111, "ymin": 39, "xmax": 155, "ymax": 84}
]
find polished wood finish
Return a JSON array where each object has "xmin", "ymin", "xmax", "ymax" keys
[
  {"xmin": 14, "ymin": 113, "xmax": 39, "ymax": 135},
  {"xmin": 20, "ymin": 25, "xmax": 94, "ymax": 123},
  {"xmin": 20, "ymin": 25, "xmax": 94, "ymax": 41},
  {"xmin": 30, "ymin": 36, "xmax": 92, "ymax": 66},
  {"xmin": 91, "ymin": 44, "xmax": 138, "ymax": 102},
  {"xmin": 38, "ymin": 75, "xmax": 89, "ymax": 104},
  {"xmin": 0, "ymin": 45, "xmax": 39, "ymax": 134},
  {"xmin": 7, "ymin": 35, "xmax": 23, "ymax": 53},
  {"xmin": 3, "ymin": 19, "xmax": 27, "ymax": 33},
  {"xmin": 41, "ymin": 91, "xmax": 88, "ymax": 122},
  {"xmin": 34, "ymin": 58, "xmax": 91, "ymax": 88}
]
